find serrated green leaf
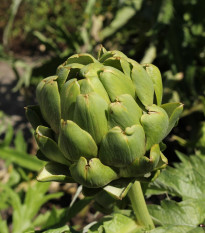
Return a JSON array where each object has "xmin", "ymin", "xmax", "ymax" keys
[
  {"xmin": 33, "ymin": 207, "xmax": 67, "ymax": 231},
  {"xmin": 149, "ymin": 199, "xmax": 205, "ymax": 229},
  {"xmin": 150, "ymin": 225, "xmax": 204, "ymax": 233},
  {"xmin": 11, "ymin": 182, "xmax": 63, "ymax": 233},
  {"xmin": 87, "ymin": 213, "xmax": 143, "ymax": 233},
  {"xmin": 147, "ymin": 153, "xmax": 205, "ymax": 199}
]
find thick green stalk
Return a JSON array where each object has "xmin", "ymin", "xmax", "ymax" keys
[{"xmin": 128, "ymin": 181, "xmax": 155, "ymax": 229}]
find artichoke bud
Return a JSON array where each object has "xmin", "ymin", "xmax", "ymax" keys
[
  {"xmin": 100, "ymin": 50, "xmax": 127, "ymax": 62},
  {"xmin": 120, "ymin": 144, "xmax": 162, "ymax": 178},
  {"xmin": 149, "ymin": 144, "xmax": 161, "ymax": 168},
  {"xmin": 66, "ymin": 53, "xmax": 98, "ymax": 65},
  {"xmin": 135, "ymin": 170, "xmax": 161, "ymax": 183},
  {"xmin": 78, "ymin": 79, "xmax": 94, "ymax": 94},
  {"xmin": 36, "ymin": 76, "xmax": 61, "ymax": 133},
  {"xmin": 161, "ymin": 102, "xmax": 183, "ymax": 137},
  {"xmin": 57, "ymin": 63, "xmax": 84, "ymax": 87},
  {"xmin": 80, "ymin": 62, "xmax": 104, "ymax": 77},
  {"xmin": 97, "ymin": 45, "xmax": 107, "ymax": 60},
  {"xmin": 120, "ymin": 156, "xmax": 152, "ymax": 178},
  {"xmin": 99, "ymin": 51, "xmax": 118, "ymax": 63},
  {"xmin": 155, "ymin": 152, "xmax": 168, "ymax": 170},
  {"xmin": 129, "ymin": 59, "xmax": 154, "ymax": 106},
  {"xmin": 99, "ymin": 67, "xmax": 135, "ymax": 101},
  {"xmin": 99, "ymin": 125, "xmax": 146, "ymax": 168},
  {"xmin": 142, "ymin": 64, "xmax": 163, "ymax": 106},
  {"xmin": 60, "ymin": 79, "xmax": 80, "ymax": 121},
  {"xmin": 35, "ymin": 126, "xmax": 71, "ymax": 166},
  {"xmin": 86, "ymin": 76, "xmax": 110, "ymax": 103},
  {"xmin": 27, "ymin": 48, "xmax": 183, "ymax": 190},
  {"xmin": 70, "ymin": 157, "xmax": 118, "ymax": 188},
  {"xmin": 141, "ymin": 105, "xmax": 169, "ymax": 150},
  {"xmin": 111, "ymin": 50, "xmax": 128, "ymax": 58},
  {"xmin": 25, "ymin": 105, "xmax": 47, "ymax": 130},
  {"xmin": 99, "ymin": 52, "xmax": 115, "ymax": 63},
  {"xmin": 108, "ymin": 94, "xmax": 142, "ymax": 129},
  {"xmin": 36, "ymin": 150, "xmax": 49, "ymax": 161},
  {"xmin": 37, "ymin": 162, "xmax": 74, "ymax": 183},
  {"xmin": 73, "ymin": 92, "xmax": 108, "ymax": 144},
  {"xmin": 79, "ymin": 63, "xmax": 110, "ymax": 103},
  {"xmin": 99, "ymin": 50, "xmax": 127, "ymax": 63},
  {"xmin": 103, "ymin": 57, "xmax": 131, "ymax": 77},
  {"xmin": 145, "ymin": 170, "xmax": 161, "ymax": 183},
  {"xmin": 58, "ymin": 120, "xmax": 98, "ymax": 161},
  {"xmin": 56, "ymin": 65, "xmax": 70, "ymax": 90}
]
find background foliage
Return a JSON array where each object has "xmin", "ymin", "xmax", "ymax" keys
[{"xmin": 0, "ymin": 0, "xmax": 204, "ymax": 232}]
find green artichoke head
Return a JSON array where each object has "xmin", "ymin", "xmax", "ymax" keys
[{"xmin": 26, "ymin": 47, "xmax": 183, "ymax": 198}]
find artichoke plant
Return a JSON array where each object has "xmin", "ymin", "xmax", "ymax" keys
[{"xmin": 26, "ymin": 47, "xmax": 183, "ymax": 199}]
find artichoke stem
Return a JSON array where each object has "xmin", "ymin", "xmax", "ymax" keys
[{"xmin": 128, "ymin": 181, "xmax": 155, "ymax": 229}]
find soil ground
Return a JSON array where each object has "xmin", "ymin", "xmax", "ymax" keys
[{"xmin": 0, "ymin": 61, "xmax": 28, "ymax": 131}]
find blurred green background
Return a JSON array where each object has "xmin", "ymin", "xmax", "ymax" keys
[{"xmin": 0, "ymin": 0, "xmax": 205, "ymax": 231}]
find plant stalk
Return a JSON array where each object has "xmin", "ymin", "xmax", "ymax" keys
[{"xmin": 128, "ymin": 181, "xmax": 155, "ymax": 229}]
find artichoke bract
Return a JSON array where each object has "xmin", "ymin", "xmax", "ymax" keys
[{"xmin": 26, "ymin": 47, "xmax": 183, "ymax": 197}]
